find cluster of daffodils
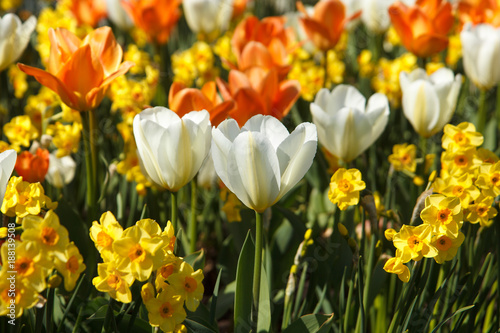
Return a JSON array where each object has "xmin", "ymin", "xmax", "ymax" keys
[
  {"xmin": 0, "ymin": 210, "xmax": 86, "ymax": 317},
  {"xmin": 328, "ymin": 168, "xmax": 366, "ymax": 211},
  {"xmin": 384, "ymin": 122, "xmax": 499, "ymax": 282},
  {"xmin": 91, "ymin": 212, "xmax": 204, "ymax": 332},
  {"xmin": 384, "ymin": 193, "xmax": 465, "ymax": 283},
  {"xmin": 436, "ymin": 122, "xmax": 499, "ymax": 227},
  {"xmin": 171, "ymin": 41, "xmax": 219, "ymax": 88}
]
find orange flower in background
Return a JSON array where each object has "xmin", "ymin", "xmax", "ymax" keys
[
  {"xmin": 457, "ymin": 0, "xmax": 500, "ymax": 28},
  {"xmin": 216, "ymin": 67, "xmax": 300, "ymax": 126},
  {"xmin": 169, "ymin": 81, "xmax": 234, "ymax": 127},
  {"xmin": 230, "ymin": 16, "xmax": 296, "ymax": 78},
  {"xmin": 296, "ymin": 0, "xmax": 360, "ymax": 51},
  {"xmin": 15, "ymin": 148, "xmax": 50, "ymax": 183},
  {"xmin": 18, "ymin": 27, "xmax": 134, "ymax": 111},
  {"xmin": 389, "ymin": 0, "xmax": 453, "ymax": 58},
  {"xmin": 69, "ymin": 0, "xmax": 108, "ymax": 27},
  {"xmin": 121, "ymin": 0, "xmax": 181, "ymax": 44}
]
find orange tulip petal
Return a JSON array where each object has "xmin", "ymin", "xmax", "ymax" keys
[
  {"xmin": 17, "ymin": 63, "xmax": 79, "ymax": 110},
  {"xmin": 272, "ymin": 80, "xmax": 301, "ymax": 119},
  {"xmin": 228, "ymin": 70, "xmax": 252, "ymax": 94},
  {"xmin": 84, "ymin": 26, "xmax": 123, "ymax": 76},
  {"xmin": 433, "ymin": 2, "xmax": 453, "ymax": 35},
  {"xmin": 201, "ymin": 81, "xmax": 218, "ymax": 104},
  {"xmin": 389, "ymin": 4, "xmax": 413, "ymax": 51},
  {"xmin": 169, "ymin": 88, "xmax": 212, "ymax": 116},
  {"xmin": 299, "ymin": 17, "xmax": 335, "ymax": 51},
  {"xmin": 48, "ymin": 28, "xmax": 81, "ymax": 74},
  {"xmin": 412, "ymin": 34, "xmax": 449, "ymax": 58},
  {"xmin": 231, "ymin": 87, "xmax": 265, "ymax": 126},
  {"xmin": 313, "ymin": 0, "xmax": 345, "ymax": 42},
  {"xmin": 209, "ymin": 100, "xmax": 234, "ymax": 127},
  {"xmin": 215, "ymin": 77, "xmax": 233, "ymax": 101},
  {"xmin": 239, "ymin": 41, "xmax": 274, "ymax": 71},
  {"xmin": 169, "ymin": 81, "xmax": 187, "ymax": 104}
]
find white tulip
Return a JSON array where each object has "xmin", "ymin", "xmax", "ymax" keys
[
  {"xmin": 133, "ymin": 107, "xmax": 212, "ymax": 192},
  {"xmin": 461, "ymin": 23, "xmax": 500, "ymax": 91},
  {"xmin": 310, "ymin": 85, "xmax": 389, "ymax": 163},
  {"xmin": 183, "ymin": 0, "xmax": 233, "ymax": 36},
  {"xmin": 0, "ymin": 150, "xmax": 16, "ymax": 204},
  {"xmin": 211, "ymin": 115, "xmax": 317, "ymax": 213},
  {"xmin": 400, "ymin": 68, "xmax": 462, "ymax": 138},
  {"xmin": 46, "ymin": 153, "xmax": 76, "ymax": 189},
  {"xmin": 0, "ymin": 14, "xmax": 36, "ymax": 72},
  {"xmin": 106, "ymin": 0, "xmax": 134, "ymax": 30},
  {"xmin": 360, "ymin": 0, "xmax": 393, "ymax": 33}
]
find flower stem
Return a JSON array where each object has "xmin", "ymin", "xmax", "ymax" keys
[
  {"xmin": 323, "ymin": 50, "xmax": 329, "ymax": 88},
  {"xmin": 80, "ymin": 110, "xmax": 98, "ymax": 220},
  {"xmin": 496, "ymin": 84, "xmax": 500, "ymax": 134},
  {"xmin": 477, "ymin": 89, "xmax": 487, "ymax": 134},
  {"xmin": 171, "ymin": 191, "xmax": 178, "ymax": 233},
  {"xmin": 189, "ymin": 180, "xmax": 197, "ymax": 253},
  {"xmin": 253, "ymin": 210, "xmax": 263, "ymax": 324}
]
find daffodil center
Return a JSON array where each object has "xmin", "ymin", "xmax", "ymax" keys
[
  {"xmin": 436, "ymin": 235, "xmax": 452, "ymax": 251},
  {"xmin": 437, "ymin": 208, "xmax": 452, "ymax": 224},
  {"xmin": 96, "ymin": 231, "xmax": 113, "ymax": 248},
  {"xmin": 490, "ymin": 173, "xmax": 500, "ymax": 186},
  {"xmin": 159, "ymin": 302, "xmax": 173, "ymax": 318},
  {"xmin": 66, "ymin": 256, "xmax": 79, "ymax": 273},
  {"xmin": 15, "ymin": 257, "xmax": 35, "ymax": 277},
  {"xmin": 452, "ymin": 185, "xmax": 464, "ymax": 197},
  {"xmin": 454, "ymin": 155, "xmax": 468, "ymax": 167},
  {"xmin": 477, "ymin": 205, "xmax": 488, "ymax": 217},
  {"xmin": 184, "ymin": 276, "xmax": 197, "ymax": 293},
  {"xmin": 128, "ymin": 244, "xmax": 146, "ymax": 262},
  {"xmin": 407, "ymin": 235, "xmax": 423, "ymax": 252},
  {"xmin": 160, "ymin": 264, "xmax": 174, "ymax": 279},
  {"xmin": 400, "ymin": 153, "xmax": 411, "ymax": 164},
  {"xmin": 453, "ymin": 132, "xmax": 468, "ymax": 145},
  {"xmin": 41, "ymin": 227, "xmax": 59, "ymax": 246},
  {"xmin": 338, "ymin": 179, "xmax": 352, "ymax": 193},
  {"xmin": 107, "ymin": 274, "xmax": 122, "ymax": 290}
]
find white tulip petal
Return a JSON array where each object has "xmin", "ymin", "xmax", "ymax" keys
[
  {"xmin": 327, "ymin": 85, "xmax": 366, "ymax": 116},
  {"xmin": 365, "ymin": 93, "xmax": 390, "ymax": 142},
  {"xmin": 275, "ymin": 122, "xmax": 317, "ymax": 202},
  {"xmin": 337, "ymin": 107, "xmax": 373, "ymax": 162},
  {"xmin": 0, "ymin": 149, "xmax": 16, "ymax": 204},
  {"xmin": 313, "ymin": 88, "xmax": 332, "ymax": 111},
  {"xmin": 310, "ymin": 102, "xmax": 337, "ymax": 156},
  {"xmin": 242, "ymin": 115, "xmax": 290, "ymax": 149},
  {"xmin": 402, "ymin": 80, "xmax": 440, "ymax": 137},
  {"xmin": 46, "ymin": 153, "xmax": 76, "ymax": 188},
  {"xmin": 229, "ymin": 132, "xmax": 281, "ymax": 212}
]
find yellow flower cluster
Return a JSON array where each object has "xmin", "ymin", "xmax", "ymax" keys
[
  {"xmin": 2, "ymin": 115, "xmax": 38, "ymax": 152},
  {"xmin": 46, "ymin": 122, "xmax": 81, "ymax": 157},
  {"xmin": 0, "ymin": 0, "xmax": 21, "ymax": 11},
  {"xmin": 446, "ymin": 34, "xmax": 462, "ymax": 69},
  {"xmin": 213, "ymin": 31, "xmax": 236, "ymax": 69},
  {"xmin": 1, "ymin": 176, "xmax": 57, "ymax": 218},
  {"xmin": 172, "ymin": 41, "xmax": 219, "ymax": 88},
  {"xmin": 384, "ymin": 193, "xmax": 465, "ymax": 282},
  {"xmin": 90, "ymin": 212, "xmax": 203, "ymax": 332},
  {"xmin": 328, "ymin": 168, "xmax": 366, "ymax": 211},
  {"xmin": 24, "ymin": 87, "xmax": 58, "ymax": 132},
  {"xmin": 436, "ymin": 122, "xmax": 498, "ymax": 227},
  {"xmin": 388, "ymin": 143, "xmax": 417, "ymax": 173},
  {"xmin": 288, "ymin": 48, "xmax": 345, "ymax": 101},
  {"xmin": 369, "ymin": 53, "xmax": 418, "ymax": 108},
  {"xmin": 8, "ymin": 65, "xmax": 28, "ymax": 99},
  {"xmin": 36, "ymin": 0, "xmax": 92, "ymax": 64},
  {"xmin": 0, "ymin": 211, "xmax": 86, "ymax": 318},
  {"xmin": 220, "ymin": 186, "xmax": 242, "ymax": 222}
]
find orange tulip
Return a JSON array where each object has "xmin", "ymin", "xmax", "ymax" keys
[
  {"xmin": 457, "ymin": 0, "xmax": 500, "ymax": 28},
  {"xmin": 230, "ymin": 16, "xmax": 296, "ymax": 78},
  {"xmin": 388, "ymin": 0, "xmax": 453, "ymax": 58},
  {"xmin": 15, "ymin": 148, "xmax": 50, "ymax": 183},
  {"xmin": 69, "ymin": 0, "xmax": 108, "ymax": 27},
  {"xmin": 18, "ymin": 27, "xmax": 134, "ymax": 112},
  {"xmin": 121, "ymin": 0, "xmax": 181, "ymax": 44},
  {"xmin": 216, "ymin": 67, "xmax": 300, "ymax": 126},
  {"xmin": 296, "ymin": 0, "xmax": 360, "ymax": 51},
  {"xmin": 168, "ymin": 81, "xmax": 234, "ymax": 126}
]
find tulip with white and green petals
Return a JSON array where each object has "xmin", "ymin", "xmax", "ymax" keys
[
  {"xmin": 310, "ymin": 84, "xmax": 390, "ymax": 163},
  {"xmin": 400, "ymin": 68, "xmax": 462, "ymax": 138},
  {"xmin": 183, "ymin": 0, "xmax": 233, "ymax": 38},
  {"xmin": 46, "ymin": 153, "xmax": 76, "ymax": 189},
  {"xmin": 0, "ymin": 13, "xmax": 36, "ymax": 72},
  {"xmin": 0, "ymin": 150, "xmax": 16, "ymax": 204}
]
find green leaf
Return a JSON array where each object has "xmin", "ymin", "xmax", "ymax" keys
[
  {"xmin": 257, "ymin": 267, "xmax": 271, "ymax": 333},
  {"xmin": 184, "ymin": 249, "xmax": 206, "ymax": 272},
  {"xmin": 184, "ymin": 319, "xmax": 218, "ymax": 333},
  {"xmin": 209, "ymin": 269, "xmax": 223, "ymax": 325},
  {"xmin": 234, "ymin": 231, "xmax": 254, "ymax": 332},
  {"xmin": 283, "ymin": 313, "xmax": 334, "ymax": 333},
  {"xmin": 431, "ymin": 305, "xmax": 475, "ymax": 333}
]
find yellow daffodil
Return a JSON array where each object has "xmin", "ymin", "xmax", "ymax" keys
[
  {"xmin": 432, "ymin": 232, "xmax": 465, "ymax": 264},
  {"xmin": 46, "ymin": 122, "xmax": 81, "ymax": 157},
  {"xmin": 144, "ymin": 287, "xmax": 186, "ymax": 333},
  {"xmin": 90, "ymin": 212, "xmax": 123, "ymax": 262},
  {"xmin": 155, "ymin": 256, "xmax": 183, "ymax": 292},
  {"xmin": 2, "ymin": 115, "xmax": 38, "ymax": 151},
  {"xmin": 112, "ymin": 224, "xmax": 164, "ymax": 281},
  {"xmin": 1, "ymin": 177, "xmax": 58, "ymax": 217},
  {"xmin": 475, "ymin": 161, "xmax": 500, "ymax": 197},
  {"xmin": 440, "ymin": 148, "xmax": 480, "ymax": 178},
  {"xmin": 8, "ymin": 64, "xmax": 28, "ymax": 98},
  {"xmin": 420, "ymin": 194, "xmax": 463, "ymax": 238},
  {"xmin": 432, "ymin": 173, "xmax": 480, "ymax": 209},
  {"xmin": 442, "ymin": 122, "xmax": 483, "ymax": 151},
  {"xmin": 141, "ymin": 282, "xmax": 156, "ymax": 303},
  {"xmin": 475, "ymin": 148, "xmax": 499, "ymax": 165},
  {"xmin": 221, "ymin": 187, "xmax": 242, "ymax": 223},
  {"xmin": 0, "ymin": 272, "xmax": 39, "ymax": 318},
  {"xmin": 21, "ymin": 210, "xmax": 69, "ymax": 257},
  {"xmin": 392, "ymin": 224, "xmax": 438, "ymax": 263},
  {"xmin": 53, "ymin": 242, "xmax": 86, "ymax": 291},
  {"xmin": 93, "ymin": 262, "xmax": 135, "ymax": 303},
  {"xmin": 160, "ymin": 221, "xmax": 176, "ymax": 255},
  {"xmin": 388, "ymin": 143, "xmax": 417, "ymax": 172},
  {"xmin": 0, "ymin": 240, "xmax": 51, "ymax": 292},
  {"xmin": 24, "ymin": 87, "xmax": 58, "ymax": 132},
  {"xmin": 383, "ymin": 256, "xmax": 410, "ymax": 283},
  {"xmin": 328, "ymin": 168, "xmax": 366, "ymax": 210},
  {"xmin": 167, "ymin": 262, "xmax": 204, "ymax": 312},
  {"xmin": 466, "ymin": 194, "xmax": 498, "ymax": 227}
]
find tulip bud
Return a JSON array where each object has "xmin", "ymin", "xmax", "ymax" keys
[{"xmin": 0, "ymin": 14, "xmax": 36, "ymax": 72}]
